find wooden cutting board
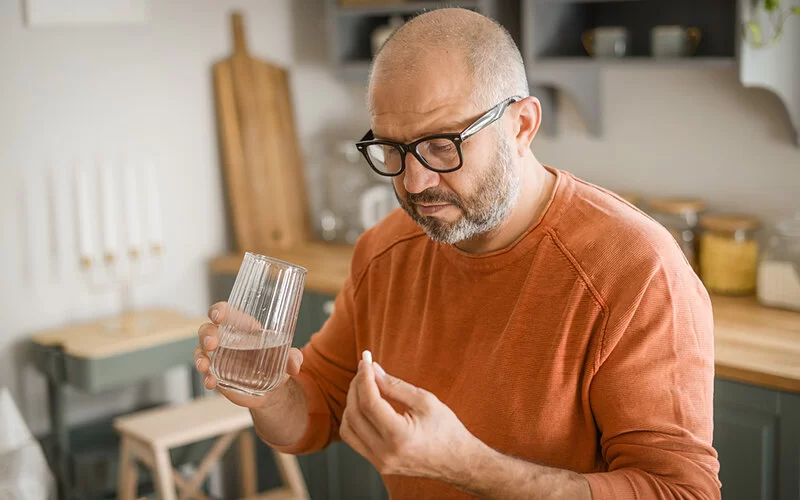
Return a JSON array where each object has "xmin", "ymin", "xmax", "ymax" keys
[{"xmin": 212, "ymin": 11, "xmax": 310, "ymax": 252}]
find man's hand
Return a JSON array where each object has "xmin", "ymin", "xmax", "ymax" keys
[
  {"xmin": 340, "ymin": 359, "xmax": 478, "ymax": 479},
  {"xmin": 194, "ymin": 301, "xmax": 304, "ymax": 409}
]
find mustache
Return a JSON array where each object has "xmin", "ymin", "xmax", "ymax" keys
[{"xmin": 406, "ymin": 189, "xmax": 462, "ymax": 209}]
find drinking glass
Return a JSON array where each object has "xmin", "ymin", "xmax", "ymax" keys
[{"xmin": 209, "ymin": 252, "xmax": 307, "ymax": 396}]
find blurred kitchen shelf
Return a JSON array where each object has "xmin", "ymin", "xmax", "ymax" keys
[
  {"xmin": 337, "ymin": 0, "xmax": 480, "ymax": 17},
  {"xmin": 326, "ymin": 0, "xmax": 519, "ymax": 83},
  {"xmin": 326, "ymin": 0, "xmax": 800, "ymax": 146},
  {"xmin": 531, "ymin": 56, "xmax": 737, "ymax": 70}
]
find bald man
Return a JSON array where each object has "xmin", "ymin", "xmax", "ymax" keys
[{"xmin": 195, "ymin": 8, "xmax": 721, "ymax": 499}]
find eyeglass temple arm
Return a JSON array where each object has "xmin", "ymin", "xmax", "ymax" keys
[{"xmin": 461, "ymin": 96, "xmax": 523, "ymax": 140}]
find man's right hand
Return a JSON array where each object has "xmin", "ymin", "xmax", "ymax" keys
[{"xmin": 194, "ymin": 301, "xmax": 305, "ymax": 409}]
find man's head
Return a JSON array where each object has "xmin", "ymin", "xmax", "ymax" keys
[{"xmin": 364, "ymin": 8, "xmax": 540, "ymax": 246}]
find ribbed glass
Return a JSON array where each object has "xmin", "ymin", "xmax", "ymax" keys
[{"xmin": 210, "ymin": 252, "xmax": 307, "ymax": 396}]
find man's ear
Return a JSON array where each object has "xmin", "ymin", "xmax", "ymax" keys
[{"xmin": 514, "ymin": 96, "xmax": 542, "ymax": 156}]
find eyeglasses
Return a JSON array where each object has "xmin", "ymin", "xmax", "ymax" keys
[{"xmin": 355, "ymin": 95, "xmax": 522, "ymax": 177}]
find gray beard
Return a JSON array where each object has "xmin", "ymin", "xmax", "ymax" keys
[{"xmin": 396, "ymin": 134, "xmax": 521, "ymax": 245}]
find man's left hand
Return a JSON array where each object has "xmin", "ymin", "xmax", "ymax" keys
[{"xmin": 340, "ymin": 359, "xmax": 477, "ymax": 480}]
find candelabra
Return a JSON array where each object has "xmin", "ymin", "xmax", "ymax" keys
[
  {"xmin": 74, "ymin": 155, "xmax": 165, "ymax": 336},
  {"xmin": 80, "ymin": 242, "xmax": 165, "ymax": 336}
]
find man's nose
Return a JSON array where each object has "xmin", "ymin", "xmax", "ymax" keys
[{"xmin": 403, "ymin": 152, "xmax": 440, "ymax": 194}]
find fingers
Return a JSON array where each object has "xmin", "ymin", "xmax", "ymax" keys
[
  {"xmin": 374, "ymin": 363, "xmax": 430, "ymax": 411},
  {"xmin": 197, "ymin": 322, "xmax": 219, "ymax": 352},
  {"xmin": 286, "ymin": 348, "xmax": 303, "ymax": 376},
  {"xmin": 192, "ymin": 345, "xmax": 217, "ymax": 389},
  {"xmin": 203, "ymin": 372, "xmax": 217, "ymax": 390},
  {"xmin": 193, "ymin": 346, "xmax": 210, "ymax": 373},
  {"xmin": 221, "ymin": 304, "xmax": 264, "ymax": 334},
  {"xmin": 356, "ymin": 362, "xmax": 403, "ymax": 436},
  {"xmin": 341, "ymin": 375, "xmax": 380, "ymax": 458},
  {"xmin": 208, "ymin": 302, "xmax": 228, "ymax": 324},
  {"xmin": 340, "ymin": 414, "xmax": 375, "ymax": 464}
]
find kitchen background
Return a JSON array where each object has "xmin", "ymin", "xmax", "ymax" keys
[{"xmin": 1, "ymin": 0, "xmax": 799, "ymax": 498}]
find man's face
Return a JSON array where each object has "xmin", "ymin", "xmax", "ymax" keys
[
  {"xmin": 395, "ymin": 129, "xmax": 519, "ymax": 245},
  {"xmin": 369, "ymin": 63, "xmax": 520, "ymax": 245}
]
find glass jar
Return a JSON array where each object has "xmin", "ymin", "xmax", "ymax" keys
[
  {"xmin": 698, "ymin": 213, "xmax": 760, "ymax": 295},
  {"xmin": 320, "ymin": 140, "xmax": 375, "ymax": 244},
  {"xmin": 757, "ymin": 213, "xmax": 800, "ymax": 311},
  {"xmin": 647, "ymin": 198, "xmax": 706, "ymax": 273}
]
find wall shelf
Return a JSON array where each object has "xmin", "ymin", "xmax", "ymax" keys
[
  {"xmin": 532, "ymin": 56, "xmax": 737, "ymax": 69},
  {"xmin": 326, "ymin": 0, "xmax": 800, "ymax": 145},
  {"xmin": 326, "ymin": 0, "xmax": 496, "ymax": 83},
  {"xmin": 337, "ymin": 0, "xmax": 480, "ymax": 17}
]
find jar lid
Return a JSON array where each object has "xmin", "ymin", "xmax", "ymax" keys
[
  {"xmin": 699, "ymin": 213, "xmax": 760, "ymax": 233},
  {"xmin": 647, "ymin": 197, "xmax": 706, "ymax": 215}
]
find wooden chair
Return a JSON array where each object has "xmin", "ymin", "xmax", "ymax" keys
[{"xmin": 113, "ymin": 395, "xmax": 309, "ymax": 500}]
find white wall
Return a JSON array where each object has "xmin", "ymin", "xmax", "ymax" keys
[
  {"xmin": 0, "ymin": 0, "xmax": 367, "ymax": 435},
  {"xmin": 534, "ymin": 67, "xmax": 800, "ymax": 221},
  {"xmin": 1, "ymin": 0, "xmax": 798, "ymax": 438}
]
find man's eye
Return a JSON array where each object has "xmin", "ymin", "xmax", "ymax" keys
[{"xmin": 431, "ymin": 143, "xmax": 454, "ymax": 153}]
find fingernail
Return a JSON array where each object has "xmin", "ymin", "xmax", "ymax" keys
[
  {"xmin": 203, "ymin": 336, "xmax": 213, "ymax": 348},
  {"xmin": 374, "ymin": 363, "xmax": 386, "ymax": 376},
  {"xmin": 358, "ymin": 360, "xmax": 364, "ymax": 372},
  {"xmin": 195, "ymin": 358, "xmax": 202, "ymax": 370},
  {"xmin": 211, "ymin": 309, "xmax": 219, "ymax": 322}
]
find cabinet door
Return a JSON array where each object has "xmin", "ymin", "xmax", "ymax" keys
[
  {"xmin": 323, "ymin": 441, "xmax": 388, "ymax": 500},
  {"xmin": 779, "ymin": 391, "xmax": 800, "ymax": 500},
  {"xmin": 714, "ymin": 379, "xmax": 780, "ymax": 500},
  {"xmin": 294, "ymin": 290, "xmax": 336, "ymax": 347}
]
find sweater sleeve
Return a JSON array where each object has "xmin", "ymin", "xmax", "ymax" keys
[
  {"xmin": 270, "ymin": 275, "xmax": 360, "ymax": 455},
  {"xmin": 584, "ymin": 265, "xmax": 722, "ymax": 499}
]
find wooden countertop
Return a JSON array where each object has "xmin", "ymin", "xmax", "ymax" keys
[
  {"xmin": 710, "ymin": 295, "xmax": 800, "ymax": 393},
  {"xmin": 209, "ymin": 244, "xmax": 800, "ymax": 393}
]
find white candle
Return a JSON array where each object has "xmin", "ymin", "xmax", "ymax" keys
[
  {"xmin": 100, "ymin": 161, "xmax": 118, "ymax": 260},
  {"xmin": 123, "ymin": 160, "xmax": 141, "ymax": 254},
  {"xmin": 144, "ymin": 160, "xmax": 163, "ymax": 250},
  {"xmin": 74, "ymin": 163, "xmax": 96, "ymax": 267}
]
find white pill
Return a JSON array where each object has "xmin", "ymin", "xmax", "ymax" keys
[{"xmin": 361, "ymin": 350, "xmax": 373, "ymax": 364}]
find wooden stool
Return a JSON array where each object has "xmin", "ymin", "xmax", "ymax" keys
[{"xmin": 114, "ymin": 395, "xmax": 309, "ymax": 500}]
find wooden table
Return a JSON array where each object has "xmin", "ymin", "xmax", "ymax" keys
[
  {"xmin": 210, "ymin": 244, "xmax": 800, "ymax": 394},
  {"xmin": 29, "ymin": 309, "xmax": 207, "ymax": 500}
]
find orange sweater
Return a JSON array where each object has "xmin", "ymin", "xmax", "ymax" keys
[{"xmin": 274, "ymin": 167, "xmax": 721, "ymax": 499}]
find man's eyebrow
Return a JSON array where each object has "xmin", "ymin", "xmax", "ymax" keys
[{"xmin": 374, "ymin": 118, "xmax": 471, "ymax": 143}]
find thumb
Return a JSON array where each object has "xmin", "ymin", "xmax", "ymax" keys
[
  {"xmin": 374, "ymin": 363, "xmax": 429, "ymax": 410},
  {"xmin": 286, "ymin": 348, "xmax": 303, "ymax": 376}
]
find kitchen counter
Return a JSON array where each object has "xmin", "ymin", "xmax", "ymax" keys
[
  {"xmin": 209, "ymin": 242, "xmax": 353, "ymax": 296},
  {"xmin": 711, "ymin": 294, "xmax": 800, "ymax": 393},
  {"xmin": 209, "ymin": 244, "xmax": 800, "ymax": 393}
]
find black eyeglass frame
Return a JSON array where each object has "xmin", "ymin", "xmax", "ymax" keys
[{"xmin": 355, "ymin": 95, "xmax": 523, "ymax": 177}]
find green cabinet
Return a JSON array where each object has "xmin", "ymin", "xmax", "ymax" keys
[{"xmin": 714, "ymin": 378, "xmax": 800, "ymax": 500}]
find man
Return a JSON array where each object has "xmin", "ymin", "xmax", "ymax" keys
[{"xmin": 195, "ymin": 8, "xmax": 721, "ymax": 499}]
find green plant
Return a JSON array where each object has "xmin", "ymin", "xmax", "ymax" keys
[{"xmin": 744, "ymin": 0, "xmax": 800, "ymax": 47}]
